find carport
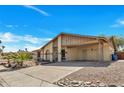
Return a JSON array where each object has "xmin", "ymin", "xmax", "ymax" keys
[{"xmin": 65, "ymin": 40, "xmax": 104, "ymax": 62}]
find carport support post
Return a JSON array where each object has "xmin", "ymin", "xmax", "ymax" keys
[
  {"xmin": 98, "ymin": 40, "xmax": 104, "ymax": 62},
  {"xmin": 50, "ymin": 42, "xmax": 53, "ymax": 62},
  {"xmin": 58, "ymin": 35, "xmax": 62, "ymax": 62}
]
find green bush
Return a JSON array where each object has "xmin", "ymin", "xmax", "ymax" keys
[{"xmin": 2, "ymin": 51, "xmax": 32, "ymax": 67}]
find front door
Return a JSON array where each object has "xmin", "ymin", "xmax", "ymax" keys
[{"xmin": 61, "ymin": 49, "xmax": 66, "ymax": 61}]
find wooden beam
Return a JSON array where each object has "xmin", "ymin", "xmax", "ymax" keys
[{"xmin": 62, "ymin": 40, "xmax": 99, "ymax": 47}]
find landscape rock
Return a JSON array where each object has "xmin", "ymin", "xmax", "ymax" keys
[
  {"xmin": 71, "ymin": 80, "xmax": 79, "ymax": 84},
  {"xmin": 65, "ymin": 78, "xmax": 71, "ymax": 81},
  {"xmin": 0, "ymin": 83, "xmax": 3, "ymax": 87},
  {"xmin": 84, "ymin": 85, "xmax": 91, "ymax": 87},
  {"xmin": 121, "ymin": 84, "xmax": 124, "ymax": 87},
  {"xmin": 57, "ymin": 81, "xmax": 65, "ymax": 87},
  {"xmin": 90, "ymin": 84, "xmax": 97, "ymax": 87},
  {"xmin": 71, "ymin": 80, "xmax": 78, "ymax": 83},
  {"xmin": 84, "ymin": 81, "xmax": 92, "ymax": 85},
  {"xmin": 99, "ymin": 83, "xmax": 106, "ymax": 87},
  {"xmin": 70, "ymin": 80, "xmax": 82, "ymax": 87},
  {"xmin": 96, "ymin": 80, "xmax": 100, "ymax": 83},
  {"xmin": 56, "ymin": 79, "xmax": 122, "ymax": 87},
  {"xmin": 117, "ymin": 85, "xmax": 122, "ymax": 87},
  {"xmin": 108, "ymin": 84, "xmax": 117, "ymax": 87},
  {"xmin": 67, "ymin": 84, "xmax": 73, "ymax": 87},
  {"xmin": 72, "ymin": 84, "xmax": 81, "ymax": 87}
]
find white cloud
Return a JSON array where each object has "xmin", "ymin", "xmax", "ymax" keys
[
  {"xmin": 24, "ymin": 35, "xmax": 40, "ymax": 44},
  {"xmin": 24, "ymin": 44, "xmax": 41, "ymax": 51},
  {"xmin": 111, "ymin": 19, "xmax": 124, "ymax": 28},
  {"xmin": 110, "ymin": 24, "xmax": 119, "ymax": 28},
  {"xmin": 4, "ymin": 44, "xmax": 41, "ymax": 52},
  {"xmin": 15, "ymin": 25, "xmax": 19, "ymax": 27},
  {"xmin": 0, "ymin": 32, "xmax": 21, "ymax": 43},
  {"xmin": 4, "ymin": 45, "xmax": 20, "ymax": 52},
  {"xmin": 23, "ymin": 5, "xmax": 50, "ymax": 16},
  {"xmin": 0, "ymin": 32, "xmax": 51, "ymax": 44},
  {"xmin": 5, "ymin": 25, "xmax": 13, "ymax": 28},
  {"xmin": 24, "ymin": 35, "xmax": 51, "ymax": 44},
  {"xmin": 0, "ymin": 32, "xmax": 51, "ymax": 52},
  {"xmin": 5, "ymin": 24, "xmax": 19, "ymax": 28},
  {"xmin": 23, "ymin": 25, "xmax": 28, "ymax": 27},
  {"xmin": 118, "ymin": 19, "xmax": 124, "ymax": 25}
]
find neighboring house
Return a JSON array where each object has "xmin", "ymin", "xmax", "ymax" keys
[
  {"xmin": 32, "ymin": 49, "xmax": 41, "ymax": 61},
  {"xmin": 33, "ymin": 32, "xmax": 115, "ymax": 62}
]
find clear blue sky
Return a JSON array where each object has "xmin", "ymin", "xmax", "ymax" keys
[{"xmin": 0, "ymin": 5, "xmax": 124, "ymax": 52}]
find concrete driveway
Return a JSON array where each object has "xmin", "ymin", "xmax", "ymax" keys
[{"xmin": 0, "ymin": 62, "xmax": 82, "ymax": 87}]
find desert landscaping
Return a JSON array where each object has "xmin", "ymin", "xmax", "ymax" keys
[
  {"xmin": 55, "ymin": 60, "xmax": 124, "ymax": 87},
  {"xmin": 0, "ymin": 60, "xmax": 124, "ymax": 87}
]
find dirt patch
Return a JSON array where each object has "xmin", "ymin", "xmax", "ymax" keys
[
  {"xmin": 56, "ymin": 60, "xmax": 124, "ymax": 86},
  {"xmin": 0, "ymin": 61, "xmax": 37, "ymax": 73}
]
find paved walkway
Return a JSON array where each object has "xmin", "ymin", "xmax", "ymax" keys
[{"xmin": 0, "ymin": 62, "xmax": 82, "ymax": 87}]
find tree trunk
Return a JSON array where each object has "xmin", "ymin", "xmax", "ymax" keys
[
  {"xmin": 20, "ymin": 61, "xmax": 23, "ymax": 66},
  {"xmin": 7, "ymin": 59, "xmax": 11, "ymax": 67}
]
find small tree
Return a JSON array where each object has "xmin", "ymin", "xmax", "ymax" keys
[
  {"xmin": 112, "ymin": 36, "xmax": 124, "ymax": 51},
  {"xmin": 2, "ymin": 53, "xmax": 12, "ymax": 67},
  {"xmin": 0, "ymin": 40, "xmax": 5, "ymax": 57},
  {"xmin": 2, "ymin": 51, "xmax": 32, "ymax": 68},
  {"xmin": 16, "ymin": 51, "xmax": 32, "ymax": 66}
]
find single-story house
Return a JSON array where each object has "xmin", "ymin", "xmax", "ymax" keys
[{"xmin": 33, "ymin": 32, "xmax": 115, "ymax": 62}]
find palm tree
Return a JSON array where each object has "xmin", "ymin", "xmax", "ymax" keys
[
  {"xmin": 2, "ymin": 46, "xmax": 5, "ymax": 49},
  {"xmin": 2, "ymin": 51, "xmax": 32, "ymax": 68},
  {"xmin": 16, "ymin": 51, "xmax": 32, "ymax": 66},
  {"xmin": 25, "ymin": 48, "xmax": 28, "ymax": 52}
]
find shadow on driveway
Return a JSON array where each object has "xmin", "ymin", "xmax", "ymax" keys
[
  {"xmin": 0, "ymin": 61, "xmax": 115, "ymax": 73},
  {"xmin": 43, "ymin": 61, "xmax": 115, "ymax": 67},
  {"xmin": 0, "ymin": 66, "xmax": 31, "ymax": 73}
]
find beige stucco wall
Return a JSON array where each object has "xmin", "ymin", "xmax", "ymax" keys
[
  {"xmin": 67, "ymin": 44, "xmax": 99, "ymax": 61},
  {"xmin": 32, "ymin": 51, "xmax": 38, "ymax": 60},
  {"xmin": 42, "ymin": 42, "xmax": 53, "ymax": 62},
  {"xmin": 62, "ymin": 34, "xmax": 97, "ymax": 46},
  {"xmin": 103, "ymin": 43, "xmax": 114, "ymax": 61},
  {"xmin": 53, "ymin": 38, "xmax": 58, "ymax": 47},
  {"xmin": 67, "ymin": 43, "xmax": 113, "ymax": 62},
  {"xmin": 40, "ymin": 50, "xmax": 44, "ymax": 60}
]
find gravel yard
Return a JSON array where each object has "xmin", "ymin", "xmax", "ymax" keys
[{"xmin": 55, "ymin": 60, "xmax": 124, "ymax": 87}]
